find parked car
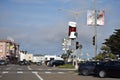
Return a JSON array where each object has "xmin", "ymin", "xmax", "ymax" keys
[
  {"xmin": 0, "ymin": 60, "xmax": 7, "ymax": 65},
  {"xmin": 36, "ymin": 61, "xmax": 42, "ymax": 66},
  {"xmin": 78, "ymin": 61, "xmax": 102, "ymax": 76},
  {"xmin": 94, "ymin": 60, "xmax": 120, "ymax": 78},
  {"xmin": 48, "ymin": 60, "xmax": 65, "ymax": 67},
  {"xmin": 18, "ymin": 61, "xmax": 31, "ymax": 65}
]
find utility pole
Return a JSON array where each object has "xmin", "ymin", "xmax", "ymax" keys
[
  {"xmin": 59, "ymin": 9, "xmax": 85, "ymax": 69},
  {"xmin": 94, "ymin": 0, "xmax": 97, "ymax": 57}
]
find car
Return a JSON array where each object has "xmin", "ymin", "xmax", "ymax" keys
[
  {"xmin": 48, "ymin": 60, "xmax": 65, "ymax": 67},
  {"xmin": 36, "ymin": 62, "xmax": 42, "ymax": 66},
  {"xmin": 18, "ymin": 61, "xmax": 31, "ymax": 65},
  {"xmin": 94, "ymin": 60, "xmax": 120, "ymax": 78},
  {"xmin": 78, "ymin": 61, "xmax": 102, "ymax": 76},
  {"xmin": 0, "ymin": 60, "xmax": 7, "ymax": 65}
]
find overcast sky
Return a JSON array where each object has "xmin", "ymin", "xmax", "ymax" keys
[{"xmin": 0, "ymin": 0, "xmax": 120, "ymax": 58}]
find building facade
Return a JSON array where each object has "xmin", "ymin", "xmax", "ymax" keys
[
  {"xmin": 19, "ymin": 51, "xmax": 33, "ymax": 62},
  {"xmin": 0, "ymin": 39, "xmax": 19, "ymax": 63}
]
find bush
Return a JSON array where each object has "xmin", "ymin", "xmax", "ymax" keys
[{"xmin": 58, "ymin": 64, "xmax": 74, "ymax": 68}]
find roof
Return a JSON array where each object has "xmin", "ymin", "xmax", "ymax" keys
[{"xmin": 0, "ymin": 39, "xmax": 19, "ymax": 45}]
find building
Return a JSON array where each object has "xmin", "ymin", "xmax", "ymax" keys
[
  {"xmin": 33, "ymin": 54, "xmax": 44, "ymax": 63},
  {"xmin": 0, "ymin": 39, "xmax": 19, "ymax": 63},
  {"xmin": 19, "ymin": 51, "xmax": 33, "ymax": 62},
  {"xmin": 44, "ymin": 55, "xmax": 63, "ymax": 61}
]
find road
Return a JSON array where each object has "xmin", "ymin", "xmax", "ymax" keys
[{"xmin": 0, "ymin": 64, "xmax": 120, "ymax": 80}]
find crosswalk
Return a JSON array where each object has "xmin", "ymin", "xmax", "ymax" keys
[
  {"xmin": 1, "ymin": 71, "xmax": 65, "ymax": 74},
  {"xmin": 0, "ymin": 65, "xmax": 74, "ymax": 75}
]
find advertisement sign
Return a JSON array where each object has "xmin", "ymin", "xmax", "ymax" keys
[
  {"xmin": 87, "ymin": 10, "xmax": 105, "ymax": 26},
  {"xmin": 68, "ymin": 21, "xmax": 77, "ymax": 39}
]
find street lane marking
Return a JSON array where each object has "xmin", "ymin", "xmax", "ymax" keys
[
  {"xmin": 58, "ymin": 72, "xmax": 64, "ymax": 74},
  {"xmin": 2, "ymin": 71, "xmax": 8, "ymax": 74},
  {"xmin": 17, "ymin": 71, "xmax": 23, "ymax": 73},
  {"xmin": 27, "ymin": 66, "xmax": 32, "ymax": 70},
  {"xmin": 45, "ymin": 71, "xmax": 52, "ymax": 74},
  {"xmin": 32, "ymin": 71, "xmax": 38, "ymax": 74},
  {"xmin": 34, "ymin": 72, "xmax": 44, "ymax": 80}
]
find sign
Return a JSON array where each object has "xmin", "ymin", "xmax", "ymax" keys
[
  {"xmin": 87, "ymin": 10, "xmax": 105, "ymax": 26},
  {"xmin": 68, "ymin": 21, "xmax": 77, "ymax": 39}
]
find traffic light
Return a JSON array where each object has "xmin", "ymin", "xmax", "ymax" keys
[
  {"xmin": 93, "ymin": 36, "xmax": 95, "ymax": 45},
  {"xmin": 76, "ymin": 41, "xmax": 79, "ymax": 49}
]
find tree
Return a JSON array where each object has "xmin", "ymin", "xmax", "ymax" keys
[
  {"xmin": 104, "ymin": 29, "xmax": 120, "ymax": 56},
  {"xmin": 94, "ymin": 52, "xmax": 116, "ymax": 61},
  {"xmin": 61, "ymin": 49, "xmax": 73, "ymax": 61},
  {"xmin": 100, "ymin": 45, "xmax": 111, "ymax": 53},
  {"xmin": 61, "ymin": 53, "xmax": 68, "ymax": 60}
]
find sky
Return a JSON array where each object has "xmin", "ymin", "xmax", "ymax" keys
[{"xmin": 0, "ymin": 0, "xmax": 120, "ymax": 59}]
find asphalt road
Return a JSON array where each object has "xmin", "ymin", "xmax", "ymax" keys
[{"xmin": 0, "ymin": 64, "xmax": 120, "ymax": 80}]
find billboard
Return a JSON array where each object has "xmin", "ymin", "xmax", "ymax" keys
[
  {"xmin": 87, "ymin": 10, "xmax": 105, "ymax": 26},
  {"xmin": 68, "ymin": 21, "xmax": 77, "ymax": 39}
]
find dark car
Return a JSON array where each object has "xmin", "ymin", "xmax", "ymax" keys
[
  {"xmin": 48, "ymin": 60, "xmax": 65, "ymax": 67},
  {"xmin": 78, "ymin": 61, "xmax": 102, "ymax": 76},
  {"xmin": 94, "ymin": 60, "xmax": 120, "ymax": 78},
  {"xmin": 0, "ymin": 60, "xmax": 7, "ymax": 65},
  {"xmin": 18, "ymin": 61, "xmax": 31, "ymax": 65},
  {"xmin": 36, "ymin": 62, "xmax": 42, "ymax": 66}
]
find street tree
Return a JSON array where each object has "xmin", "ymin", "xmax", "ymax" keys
[{"xmin": 104, "ymin": 29, "xmax": 120, "ymax": 56}]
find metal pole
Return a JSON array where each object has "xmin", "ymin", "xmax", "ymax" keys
[
  {"xmin": 94, "ymin": 0, "xmax": 97, "ymax": 57},
  {"xmin": 75, "ymin": 14, "xmax": 79, "ymax": 69}
]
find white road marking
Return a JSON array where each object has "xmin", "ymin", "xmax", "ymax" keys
[
  {"xmin": 17, "ymin": 71, "xmax": 23, "ymax": 73},
  {"xmin": 2, "ymin": 71, "xmax": 8, "ymax": 74},
  {"xmin": 45, "ymin": 71, "xmax": 52, "ymax": 74},
  {"xmin": 27, "ymin": 66, "xmax": 32, "ymax": 70},
  {"xmin": 58, "ymin": 72, "xmax": 64, "ymax": 74},
  {"xmin": 34, "ymin": 72, "xmax": 44, "ymax": 80},
  {"xmin": 32, "ymin": 71, "xmax": 38, "ymax": 74}
]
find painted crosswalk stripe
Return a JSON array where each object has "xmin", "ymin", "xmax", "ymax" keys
[
  {"xmin": 17, "ymin": 71, "xmax": 23, "ymax": 73},
  {"xmin": 2, "ymin": 71, "xmax": 8, "ymax": 74},
  {"xmin": 32, "ymin": 71, "xmax": 38, "ymax": 74},
  {"xmin": 58, "ymin": 72, "xmax": 64, "ymax": 74},
  {"xmin": 45, "ymin": 71, "xmax": 52, "ymax": 74}
]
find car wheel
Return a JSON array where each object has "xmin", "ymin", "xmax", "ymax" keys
[
  {"xmin": 99, "ymin": 70, "xmax": 106, "ymax": 78},
  {"xmin": 82, "ymin": 70, "xmax": 89, "ymax": 76}
]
